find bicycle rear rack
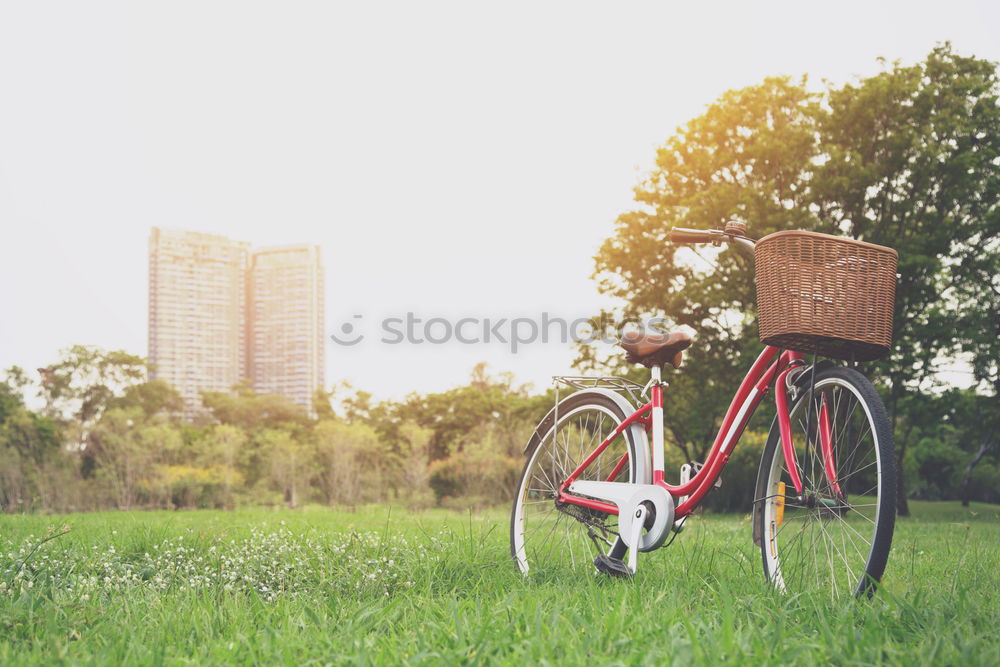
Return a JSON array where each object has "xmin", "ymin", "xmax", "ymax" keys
[
  {"xmin": 530, "ymin": 375, "xmax": 647, "ymax": 455},
  {"xmin": 552, "ymin": 375, "xmax": 646, "ymax": 405}
]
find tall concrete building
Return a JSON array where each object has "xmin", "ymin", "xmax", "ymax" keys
[
  {"xmin": 148, "ymin": 229, "xmax": 325, "ymax": 418},
  {"xmin": 148, "ymin": 228, "xmax": 249, "ymax": 417},
  {"xmin": 248, "ymin": 245, "xmax": 325, "ymax": 414}
]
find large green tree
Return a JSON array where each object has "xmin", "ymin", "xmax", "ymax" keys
[
  {"xmin": 810, "ymin": 45, "xmax": 1000, "ymax": 514},
  {"xmin": 590, "ymin": 45, "xmax": 1000, "ymax": 514}
]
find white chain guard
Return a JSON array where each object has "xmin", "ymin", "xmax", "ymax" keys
[{"xmin": 568, "ymin": 481, "xmax": 675, "ymax": 552}]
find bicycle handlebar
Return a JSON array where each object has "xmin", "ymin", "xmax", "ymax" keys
[
  {"xmin": 669, "ymin": 226, "xmax": 756, "ymax": 250},
  {"xmin": 669, "ymin": 227, "xmax": 719, "ymax": 244}
]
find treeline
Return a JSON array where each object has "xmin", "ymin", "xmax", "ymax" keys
[
  {"xmin": 1, "ymin": 345, "xmax": 997, "ymax": 515},
  {"xmin": 0, "ymin": 347, "xmax": 550, "ymax": 512}
]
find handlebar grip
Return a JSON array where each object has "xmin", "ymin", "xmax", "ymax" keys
[{"xmin": 669, "ymin": 227, "xmax": 716, "ymax": 244}]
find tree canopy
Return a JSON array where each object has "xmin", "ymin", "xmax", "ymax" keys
[{"xmin": 589, "ymin": 44, "xmax": 1000, "ymax": 514}]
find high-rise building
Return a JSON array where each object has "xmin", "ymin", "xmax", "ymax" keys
[
  {"xmin": 247, "ymin": 245, "xmax": 325, "ymax": 415},
  {"xmin": 148, "ymin": 228, "xmax": 249, "ymax": 417},
  {"xmin": 148, "ymin": 229, "xmax": 326, "ymax": 418}
]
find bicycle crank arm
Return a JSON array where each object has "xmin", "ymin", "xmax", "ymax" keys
[
  {"xmin": 626, "ymin": 504, "xmax": 647, "ymax": 574},
  {"xmin": 567, "ymin": 481, "xmax": 674, "ymax": 553}
]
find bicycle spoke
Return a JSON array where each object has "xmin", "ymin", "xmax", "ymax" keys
[
  {"xmin": 513, "ymin": 401, "xmax": 632, "ymax": 575},
  {"xmin": 761, "ymin": 371, "xmax": 893, "ymax": 597}
]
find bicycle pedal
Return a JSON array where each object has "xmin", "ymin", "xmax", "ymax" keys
[{"xmin": 593, "ymin": 554, "xmax": 632, "ymax": 578}]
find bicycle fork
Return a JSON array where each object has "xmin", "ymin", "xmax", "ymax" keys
[{"xmin": 774, "ymin": 364, "xmax": 840, "ymax": 508}]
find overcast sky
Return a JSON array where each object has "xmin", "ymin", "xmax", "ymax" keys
[{"xmin": 1, "ymin": 1, "xmax": 997, "ymax": 401}]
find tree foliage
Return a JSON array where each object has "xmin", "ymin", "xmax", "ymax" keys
[
  {"xmin": 589, "ymin": 45, "xmax": 999, "ymax": 512},
  {"xmin": 0, "ymin": 355, "xmax": 547, "ymax": 512}
]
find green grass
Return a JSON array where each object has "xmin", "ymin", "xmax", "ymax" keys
[{"xmin": 1, "ymin": 500, "xmax": 998, "ymax": 665}]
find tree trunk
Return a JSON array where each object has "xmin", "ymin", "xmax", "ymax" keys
[
  {"xmin": 677, "ymin": 440, "xmax": 693, "ymax": 466},
  {"xmin": 895, "ymin": 449, "xmax": 909, "ymax": 516},
  {"xmin": 960, "ymin": 439, "xmax": 993, "ymax": 507},
  {"xmin": 890, "ymin": 385, "xmax": 910, "ymax": 517}
]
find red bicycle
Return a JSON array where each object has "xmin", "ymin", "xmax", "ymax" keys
[{"xmin": 510, "ymin": 224, "xmax": 898, "ymax": 598}]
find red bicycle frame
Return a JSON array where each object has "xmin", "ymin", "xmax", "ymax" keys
[{"xmin": 556, "ymin": 346, "xmax": 839, "ymax": 518}]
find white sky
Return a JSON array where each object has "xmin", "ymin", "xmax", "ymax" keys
[{"xmin": 1, "ymin": 1, "xmax": 996, "ymax": 401}]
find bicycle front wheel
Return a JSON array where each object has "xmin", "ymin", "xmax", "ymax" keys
[
  {"xmin": 756, "ymin": 366, "xmax": 896, "ymax": 597},
  {"xmin": 510, "ymin": 391, "xmax": 645, "ymax": 576}
]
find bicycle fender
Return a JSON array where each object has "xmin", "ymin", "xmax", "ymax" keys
[{"xmin": 523, "ymin": 389, "xmax": 652, "ymax": 486}]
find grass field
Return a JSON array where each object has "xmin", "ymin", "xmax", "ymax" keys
[{"xmin": 1, "ymin": 501, "xmax": 998, "ymax": 665}]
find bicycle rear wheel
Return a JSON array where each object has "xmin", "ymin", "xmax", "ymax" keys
[
  {"xmin": 510, "ymin": 392, "xmax": 645, "ymax": 575},
  {"xmin": 756, "ymin": 366, "xmax": 896, "ymax": 597}
]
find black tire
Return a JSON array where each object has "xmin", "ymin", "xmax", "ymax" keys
[
  {"xmin": 756, "ymin": 366, "xmax": 896, "ymax": 597},
  {"xmin": 510, "ymin": 391, "xmax": 642, "ymax": 575}
]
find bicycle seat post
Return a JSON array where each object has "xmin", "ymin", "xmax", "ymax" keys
[{"xmin": 649, "ymin": 364, "xmax": 665, "ymax": 485}]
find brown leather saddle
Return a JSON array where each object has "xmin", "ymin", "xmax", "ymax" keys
[{"xmin": 619, "ymin": 330, "xmax": 693, "ymax": 368}]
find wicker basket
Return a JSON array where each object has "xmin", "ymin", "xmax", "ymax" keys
[{"xmin": 754, "ymin": 231, "xmax": 898, "ymax": 361}]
